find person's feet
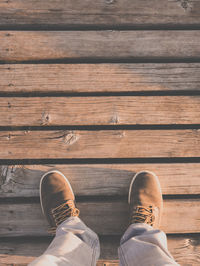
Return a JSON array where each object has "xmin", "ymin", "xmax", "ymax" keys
[
  {"xmin": 40, "ymin": 170, "xmax": 80, "ymax": 234},
  {"xmin": 128, "ymin": 171, "xmax": 163, "ymax": 229}
]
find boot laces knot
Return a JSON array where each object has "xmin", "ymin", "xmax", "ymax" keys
[
  {"xmin": 131, "ymin": 206, "xmax": 155, "ymax": 226},
  {"xmin": 48, "ymin": 200, "xmax": 80, "ymax": 234}
]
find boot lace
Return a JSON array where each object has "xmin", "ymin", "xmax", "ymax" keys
[
  {"xmin": 131, "ymin": 206, "xmax": 155, "ymax": 226},
  {"xmin": 48, "ymin": 200, "xmax": 80, "ymax": 234}
]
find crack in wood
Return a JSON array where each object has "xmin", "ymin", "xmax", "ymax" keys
[
  {"xmin": 45, "ymin": 131, "xmax": 79, "ymax": 145},
  {"xmin": 0, "ymin": 166, "xmax": 9, "ymax": 187},
  {"xmin": 48, "ymin": 9, "xmax": 63, "ymax": 12},
  {"xmin": 1, "ymin": 132, "xmax": 30, "ymax": 140},
  {"xmin": 0, "ymin": 166, "xmax": 36, "ymax": 194},
  {"xmin": 0, "ymin": 166, "xmax": 13, "ymax": 189}
]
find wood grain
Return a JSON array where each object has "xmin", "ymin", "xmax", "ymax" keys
[
  {"xmin": 0, "ymin": 1, "xmax": 199, "ymax": 265},
  {"xmin": 0, "ymin": 130, "xmax": 199, "ymax": 159},
  {"xmin": 0, "ymin": 256, "xmax": 118, "ymax": 266},
  {"xmin": 1, "ymin": 200, "xmax": 200, "ymax": 236},
  {"xmin": 1, "ymin": 96, "xmax": 200, "ymax": 126},
  {"xmin": 0, "ymin": 0, "xmax": 199, "ymax": 26},
  {"xmin": 1, "ymin": 63, "xmax": 200, "ymax": 93},
  {"xmin": 1, "ymin": 31, "xmax": 200, "ymax": 62},
  {"xmin": 1, "ymin": 163, "xmax": 200, "ymax": 197},
  {"xmin": 1, "ymin": 235, "xmax": 200, "ymax": 265}
]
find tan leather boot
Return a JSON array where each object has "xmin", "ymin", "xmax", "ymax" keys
[
  {"xmin": 40, "ymin": 170, "xmax": 80, "ymax": 234},
  {"xmin": 128, "ymin": 171, "xmax": 163, "ymax": 229}
]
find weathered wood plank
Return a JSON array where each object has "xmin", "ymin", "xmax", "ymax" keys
[
  {"xmin": 1, "ymin": 96, "xmax": 200, "ymax": 126},
  {"xmin": 0, "ymin": 130, "xmax": 199, "ymax": 159},
  {"xmin": 1, "ymin": 31, "xmax": 200, "ymax": 62},
  {"xmin": 1, "ymin": 235, "xmax": 200, "ymax": 265},
  {"xmin": 1, "ymin": 63, "xmax": 200, "ymax": 93},
  {"xmin": 0, "ymin": 256, "xmax": 118, "ymax": 266},
  {"xmin": 1, "ymin": 163, "xmax": 200, "ymax": 197},
  {"xmin": 0, "ymin": 255, "xmax": 36, "ymax": 266},
  {"xmin": 0, "ymin": 0, "xmax": 199, "ymax": 26},
  {"xmin": 1, "ymin": 200, "xmax": 200, "ymax": 236}
]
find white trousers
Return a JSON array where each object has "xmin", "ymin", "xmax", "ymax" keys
[{"xmin": 29, "ymin": 217, "xmax": 179, "ymax": 266}]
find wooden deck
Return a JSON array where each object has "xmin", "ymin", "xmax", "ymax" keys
[{"xmin": 0, "ymin": 1, "xmax": 200, "ymax": 265}]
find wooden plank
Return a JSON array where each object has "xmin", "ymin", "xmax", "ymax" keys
[
  {"xmin": 1, "ymin": 235, "xmax": 200, "ymax": 265},
  {"xmin": 0, "ymin": 256, "xmax": 118, "ymax": 266},
  {"xmin": 1, "ymin": 96, "xmax": 200, "ymax": 126},
  {"xmin": 0, "ymin": 130, "xmax": 199, "ymax": 159},
  {"xmin": 97, "ymin": 261, "xmax": 118, "ymax": 266},
  {"xmin": 0, "ymin": 0, "xmax": 200, "ymax": 26},
  {"xmin": 0, "ymin": 255, "xmax": 36, "ymax": 266},
  {"xmin": 1, "ymin": 63, "xmax": 200, "ymax": 93},
  {"xmin": 1, "ymin": 163, "xmax": 200, "ymax": 197},
  {"xmin": 1, "ymin": 200, "xmax": 200, "ymax": 236},
  {"xmin": 1, "ymin": 31, "xmax": 200, "ymax": 62}
]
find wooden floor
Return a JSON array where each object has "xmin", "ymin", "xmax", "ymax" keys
[{"xmin": 0, "ymin": 1, "xmax": 200, "ymax": 265}]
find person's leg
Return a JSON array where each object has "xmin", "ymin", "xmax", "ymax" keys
[
  {"xmin": 119, "ymin": 223, "xmax": 178, "ymax": 266},
  {"xmin": 118, "ymin": 171, "xmax": 179, "ymax": 266},
  {"xmin": 29, "ymin": 170, "xmax": 100, "ymax": 266}
]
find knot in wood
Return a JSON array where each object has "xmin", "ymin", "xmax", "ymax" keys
[
  {"xmin": 63, "ymin": 132, "xmax": 79, "ymax": 145},
  {"xmin": 110, "ymin": 113, "xmax": 119, "ymax": 124},
  {"xmin": 41, "ymin": 112, "xmax": 50, "ymax": 125},
  {"xmin": 177, "ymin": 0, "xmax": 192, "ymax": 11}
]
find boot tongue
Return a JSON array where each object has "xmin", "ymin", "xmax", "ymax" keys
[{"xmin": 48, "ymin": 200, "xmax": 80, "ymax": 235}]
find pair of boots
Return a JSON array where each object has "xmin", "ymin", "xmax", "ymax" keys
[{"xmin": 40, "ymin": 170, "xmax": 163, "ymax": 233}]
